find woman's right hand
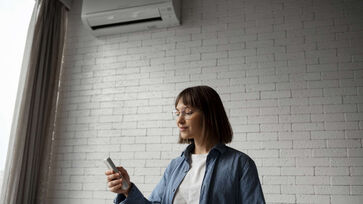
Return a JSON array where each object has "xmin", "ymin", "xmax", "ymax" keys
[{"xmin": 105, "ymin": 166, "xmax": 132, "ymax": 196}]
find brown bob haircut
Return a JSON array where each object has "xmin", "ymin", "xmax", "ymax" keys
[{"xmin": 175, "ymin": 85, "xmax": 233, "ymax": 145}]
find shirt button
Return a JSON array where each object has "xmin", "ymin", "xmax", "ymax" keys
[{"xmin": 173, "ymin": 188, "xmax": 176, "ymax": 192}]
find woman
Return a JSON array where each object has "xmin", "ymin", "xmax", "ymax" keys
[{"xmin": 105, "ymin": 85, "xmax": 265, "ymax": 204}]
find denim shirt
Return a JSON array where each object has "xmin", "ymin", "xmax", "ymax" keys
[{"xmin": 114, "ymin": 143, "xmax": 265, "ymax": 204}]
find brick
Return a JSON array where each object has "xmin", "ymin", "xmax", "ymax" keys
[
  {"xmin": 314, "ymin": 185, "xmax": 350, "ymax": 195},
  {"xmin": 247, "ymin": 132, "xmax": 278, "ymax": 141},
  {"xmin": 351, "ymin": 167, "xmax": 363, "ymax": 176},
  {"xmin": 298, "ymin": 195, "xmax": 330, "ymax": 204},
  {"xmin": 297, "ymin": 158, "xmax": 330, "ymax": 167},
  {"xmin": 291, "ymin": 105, "xmax": 323, "ymax": 114},
  {"xmin": 135, "ymin": 152, "xmax": 160, "ymax": 160},
  {"xmin": 344, "ymin": 96, "xmax": 363, "ymax": 104},
  {"xmin": 292, "ymin": 122, "xmax": 324, "ymax": 131},
  {"xmin": 246, "ymin": 68, "xmax": 274, "ymax": 77},
  {"xmin": 145, "ymin": 160, "xmax": 170, "ymax": 168},
  {"xmin": 263, "ymin": 176, "xmax": 295, "ymax": 185},
  {"xmin": 328, "ymin": 139, "xmax": 362, "ymax": 148},
  {"xmin": 296, "ymin": 176, "xmax": 330, "ymax": 185},
  {"xmin": 279, "ymin": 98, "xmax": 308, "ymax": 106},
  {"xmin": 260, "ymin": 106, "xmax": 291, "ymax": 115},
  {"xmin": 313, "ymin": 149, "xmax": 347, "ymax": 157},
  {"xmin": 281, "ymin": 184, "xmax": 314, "ymax": 194},
  {"xmin": 308, "ymin": 64, "xmax": 338, "ymax": 73},
  {"xmin": 262, "ymin": 141, "xmax": 293, "ymax": 149},
  {"xmin": 246, "ymin": 40, "xmax": 274, "ymax": 48},
  {"xmin": 248, "ymin": 149, "xmax": 279, "ymax": 158},
  {"xmin": 281, "ymin": 167, "xmax": 314, "ymax": 176},
  {"xmin": 247, "ymin": 115, "xmax": 278, "ymax": 124},
  {"xmin": 264, "ymin": 194, "xmax": 295, "ymax": 203},
  {"xmin": 119, "ymin": 144, "xmax": 145, "ymax": 152},
  {"xmin": 345, "ymin": 113, "xmax": 363, "ymax": 121},
  {"xmin": 324, "ymin": 104, "xmax": 357, "ymax": 113},
  {"xmin": 229, "ymin": 116, "xmax": 248, "ymax": 125},
  {"xmin": 351, "ymin": 186, "xmax": 363, "ymax": 194},
  {"xmin": 262, "ymin": 158, "xmax": 295, "ymax": 167},
  {"xmin": 315, "ymin": 167, "xmax": 349, "ymax": 176},
  {"xmin": 279, "ymin": 114, "xmax": 310, "ymax": 123},
  {"xmin": 332, "ymin": 176, "xmax": 363, "ymax": 185},
  {"xmin": 63, "ymin": 153, "xmax": 86, "ymax": 161},
  {"xmin": 262, "ymin": 184, "xmax": 281, "ymax": 193},
  {"xmin": 292, "ymin": 89, "xmax": 323, "ymax": 98},
  {"xmin": 231, "ymin": 92, "xmax": 259, "ymax": 100},
  {"xmin": 325, "ymin": 122, "xmax": 359, "ymax": 130},
  {"xmin": 311, "ymin": 113, "xmax": 344, "ymax": 122},
  {"xmin": 340, "ymin": 79, "xmax": 363, "ymax": 88},
  {"xmin": 311, "ymin": 130, "xmax": 344, "ymax": 139},
  {"xmin": 261, "ymin": 123, "xmax": 291, "ymax": 132},
  {"xmin": 309, "ymin": 96, "xmax": 342, "ymax": 105},
  {"xmin": 331, "ymin": 158, "xmax": 363, "ymax": 167},
  {"xmin": 134, "ymin": 168, "xmax": 160, "ymax": 176},
  {"xmin": 246, "ymin": 83, "xmax": 276, "ymax": 92},
  {"xmin": 234, "ymin": 124, "xmax": 260, "ymax": 133},
  {"xmin": 146, "ymin": 144, "xmax": 172, "ymax": 151},
  {"xmin": 332, "ymin": 195, "xmax": 363, "ymax": 204},
  {"xmin": 280, "ymin": 149, "xmax": 312, "ymax": 158},
  {"xmin": 261, "ymin": 90, "xmax": 291, "ymax": 99},
  {"xmin": 348, "ymin": 149, "xmax": 363, "ymax": 157},
  {"xmin": 293, "ymin": 140, "xmax": 326, "ymax": 149}
]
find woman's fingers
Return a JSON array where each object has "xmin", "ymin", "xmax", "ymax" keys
[
  {"xmin": 117, "ymin": 166, "xmax": 126, "ymax": 174},
  {"xmin": 107, "ymin": 172, "xmax": 121, "ymax": 182},
  {"xmin": 109, "ymin": 182, "xmax": 122, "ymax": 192},
  {"xmin": 108, "ymin": 178, "xmax": 121, "ymax": 188},
  {"xmin": 117, "ymin": 166, "xmax": 130, "ymax": 181},
  {"xmin": 105, "ymin": 166, "xmax": 130, "ymax": 194},
  {"xmin": 105, "ymin": 169, "xmax": 114, "ymax": 175},
  {"xmin": 108, "ymin": 178, "xmax": 129, "ymax": 194}
]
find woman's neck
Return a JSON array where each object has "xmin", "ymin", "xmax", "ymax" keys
[{"xmin": 193, "ymin": 139, "xmax": 216, "ymax": 154}]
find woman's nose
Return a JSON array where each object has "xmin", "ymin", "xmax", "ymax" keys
[{"xmin": 177, "ymin": 115, "xmax": 185, "ymax": 124}]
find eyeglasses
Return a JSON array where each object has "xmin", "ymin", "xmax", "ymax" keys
[{"xmin": 172, "ymin": 108, "xmax": 197, "ymax": 120}]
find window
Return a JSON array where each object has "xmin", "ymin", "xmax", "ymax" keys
[{"xmin": 0, "ymin": 0, "xmax": 34, "ymax": 191}]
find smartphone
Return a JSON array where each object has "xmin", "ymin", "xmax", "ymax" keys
[{"xmin": 104, "ymin": 157, "xmax": 129, "ymax": 190}]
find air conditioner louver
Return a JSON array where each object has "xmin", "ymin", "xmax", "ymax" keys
[{"xmin": 91, "ymin": 17, "xmax": 163, "ymax": 30}]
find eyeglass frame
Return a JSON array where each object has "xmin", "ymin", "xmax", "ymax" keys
[{"xmin": 172, "ymin": 107, "xmax": 200, "ymax": 120}]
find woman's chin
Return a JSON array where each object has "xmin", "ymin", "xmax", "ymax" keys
[{"xmin": 180, "ymin": 133, "xmax": 191, "ymax": 140}]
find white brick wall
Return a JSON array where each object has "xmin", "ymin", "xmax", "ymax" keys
[{"xmin": 47, "ymin": 0, "xmax": 363, "ymax": 203}]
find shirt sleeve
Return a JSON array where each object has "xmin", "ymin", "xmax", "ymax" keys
[
  {"xmin": 113, "ymin": 161, "xmax": 174, "ymax": 204},
  {"xmin": 113, "ymin": 184, "xmax": 157, "ymax": 204},
  {"xmin": 239, "ymin": 158, "xmax": 266, "ymax": 204}
]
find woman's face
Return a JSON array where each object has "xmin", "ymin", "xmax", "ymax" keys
[{"xmin": 175, "ymin": 99, "xmax": 203, "ymax": 141}]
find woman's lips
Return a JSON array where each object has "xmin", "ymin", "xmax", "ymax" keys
[{"xmin": 179, "ymin": 127, "xmax": 188, "ymax": 131}]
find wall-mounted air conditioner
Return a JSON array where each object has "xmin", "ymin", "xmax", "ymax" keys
[{"xmin": 81, "ymin": 0, "xmax": 181, "ymax": 36}]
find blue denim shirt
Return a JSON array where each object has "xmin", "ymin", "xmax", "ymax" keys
[{"xmin": 114, "ymin": 143, "xmax": 265, "ymax": 204}]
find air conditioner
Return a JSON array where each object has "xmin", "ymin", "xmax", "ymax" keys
[{"xmin": 81, "ymin": 0, "xmax": 181, "ymax": 36}]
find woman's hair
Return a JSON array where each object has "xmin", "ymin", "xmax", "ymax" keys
[{"xmin": 174, "ymin": 85, "xmax": 233, "ymax": 145}]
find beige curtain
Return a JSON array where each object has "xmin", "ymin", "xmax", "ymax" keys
[{"xmin": 0, "ymin": 0, "xmax": 68, "ymax": 203}]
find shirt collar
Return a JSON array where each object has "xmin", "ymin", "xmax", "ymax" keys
[{"xmin": 181, "ymin": 143, "xmax": 227, "ymax": 163}]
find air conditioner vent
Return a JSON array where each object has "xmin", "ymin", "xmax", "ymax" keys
[{"xmin": 91, "ymin": 17, "xmax": 163, "ymax": 30}]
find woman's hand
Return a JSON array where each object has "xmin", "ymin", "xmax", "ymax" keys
[{"xmin": 105, "ymin": 166, "xmax": 132, "ymax": 196}]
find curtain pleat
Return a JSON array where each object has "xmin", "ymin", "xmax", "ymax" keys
[{"xmin": 0, "ymin": 0, "xmax": 68, "ymax": 203}]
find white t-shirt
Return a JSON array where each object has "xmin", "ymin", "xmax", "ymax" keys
[{"xmin": 173, "ymin": 153, "xmax": 208, "ymax": 204}]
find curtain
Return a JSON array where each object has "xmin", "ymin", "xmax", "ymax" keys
[{"xmin": 0, "ymin": 0, "xmax": 68, "ymax": 203}]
